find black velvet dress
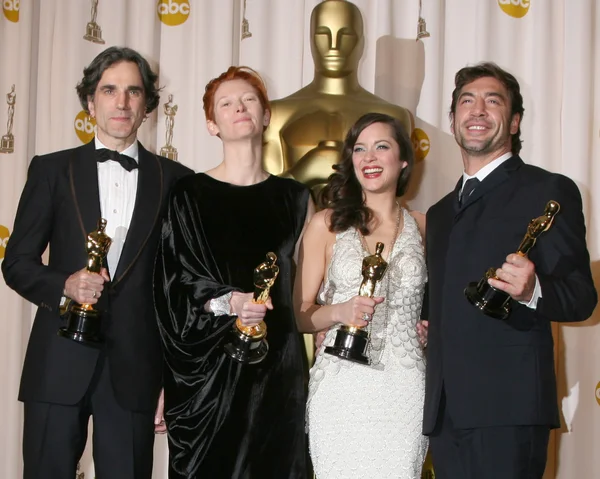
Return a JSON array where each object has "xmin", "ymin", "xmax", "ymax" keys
[{"xmin": 154, "ymin": 173, "xmax": 310, "ymax": 479}]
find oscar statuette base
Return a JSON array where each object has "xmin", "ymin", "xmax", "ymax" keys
[
  {"xmin": 83, "ymin": 23, "xmax": 105, "ymax": 44},
  {"xmin": 464, "ymin": 277, "xmax": 511, "ymax": 320},
  {"xmin": 0, "ymin": 134, "xmax": 14, "ymax": 153},
  {"xmin": 224, "ymin": 326, "xmax": 269, "ymax": 365},
  {"xmin": 160, "ymin": 146, "xmax": 178, "ymax": 161},
  {"xmin": 324, "ymin": 325, "xmax": 370, "ymax": 365},
  {"xmin": 58, "ymin": 306, "xmax": 103, "ymax": 346}
]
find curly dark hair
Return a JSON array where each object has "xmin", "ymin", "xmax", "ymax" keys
[
  {"xmin": 319, "ymin": 112, "xmax": 414, "ymax": 235},
  {"xmin": 76, "ymin": 46, "xmax": 160, "ymax": 114},
  {"xmin": 450, "ymin": 62, "xmax": 524, "ymax": 154}
]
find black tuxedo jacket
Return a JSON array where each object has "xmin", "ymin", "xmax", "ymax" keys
[
  {"xmin": 423, "ymin": 156, "xmax": 597, "ymax": 434},
  {"xmin": 2, "ymin": 140, "xmax": 193, "ymax": 412}
]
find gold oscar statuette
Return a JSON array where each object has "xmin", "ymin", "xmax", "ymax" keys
[
  {"xmin": 465, "ymin": 200, "xmax": 561, "ymax": 319},
  {"xmin": 262, "ymin": 0, "xmax": 413, "ymax": 196},
  {"xmin": 0, "ymin": 84, "xmax": 16, "ymax": 154},
  {"xmin": 58, "ymin": 219, "xmax": 112, "ymax": 345},
  {"xmin": 241, "ymin": 0, "xmax": 252, "ymax": 40},
  {"xmin": 224, "ymin": 252, "xmax": 280, "ymax": 364},
  {"xmin": 83, "ymin": 0, "xmax": 105, "ymax": 44},
  {"xmin": 325, "ymin": 242, "xmax": 388, "ymax": 365},
  {"xmin": 160, "ymin": 94, "xmax": 178, "ymax": 161}
]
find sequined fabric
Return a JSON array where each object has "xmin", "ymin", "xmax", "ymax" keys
[{"xmin": 308, "ymin": 209, "xmax": 428, "ymax": 478}]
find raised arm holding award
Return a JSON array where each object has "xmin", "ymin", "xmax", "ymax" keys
[
  {"xmin": 58, "ymin": 218, "xmax": 112, "ymax": 345},
  {"xmin": 324, "ymin": 242, "xmax": 388, "ymax": 365},
  {"xmin": 224, "ymin": 252, "xmax": 280, "ymax": 364},
  {"xmin": 464, "ymin": 200, "xmax": 560, "ymax": 319}
]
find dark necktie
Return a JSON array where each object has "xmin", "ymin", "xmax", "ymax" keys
[
  {"xmin": 459, "ymin": 177, "xmax": 480, "ymax": 206},
  {"xmin": 96, "ymin": 148, "xmax": 138, "ymax": 172}
]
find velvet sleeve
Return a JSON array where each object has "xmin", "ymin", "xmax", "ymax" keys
[
  {"xmin": 154, "ymin": 184, "xmax": 240, "ymax": 348},
  {"xmin": 153, "ymin": 182, "xmax": 247, "ymax": 474}
]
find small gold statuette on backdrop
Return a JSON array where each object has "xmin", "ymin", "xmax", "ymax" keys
[
  {"xmin": 464, "ymin": 200, "xmax": 560, "ymax": 319},
  {"xmin": 160, "ymin": 94, "xmax": 178, "ymax": 161},
  {"xmin": 241, "ymin": 0, "xmax": 252, "ymax": 40},
  {"xmin": 224, "ymin": 252, "xmax": 280, "ymax": 364},
  {"xmin": 58, "ymin": 219, "xmax": 112, "ymax": 345},
  {"xmin": 325, "ymin": 242, "xmax": 388, "ymax": 365},
  {"xmin": 416, "ymin": 0, "xmax": 430, "ymax": 40},
  {"xmin": 0, "ymin": 84, "xmax": 16, "ymax": 154},
  {"xmin": 83, "ymin": 0, "xmax": 106, "ymax": 44}
]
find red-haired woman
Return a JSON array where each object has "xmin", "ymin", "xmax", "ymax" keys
[{"xmin": 154, "ymin": 67, "xmax": 314, "ymax": 478}]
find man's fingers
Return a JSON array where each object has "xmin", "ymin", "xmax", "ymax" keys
[{"xmin": 100, "ymin": 268, "xmax": 111, "ymax": 282}]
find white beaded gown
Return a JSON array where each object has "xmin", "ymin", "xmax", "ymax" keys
[{"xmin": 307, "ymin": 209, "xmax": 428, "ymax": 479}]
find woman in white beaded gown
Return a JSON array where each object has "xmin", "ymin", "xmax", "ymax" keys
[{"xmin": 294, "ymin": 112, "xmax": 428, "ymax": 478}]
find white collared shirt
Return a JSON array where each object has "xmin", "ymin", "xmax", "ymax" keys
[
  {"xmin": 460, "ymin": 152, "xmax": 513, "ymax": 194},
  {"xmin": 95, "ymin": 138, "xmax": 139, "ymax": 278},
  {"xmin": 459, "ymin": 151, "xmax": 542, "ymax": 309}
]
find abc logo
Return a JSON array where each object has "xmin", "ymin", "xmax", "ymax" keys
[
  {"xmin": 74, "ymin": 111, "xmax": 97, "ymax": 144},
  {"xmin": 596, "ymin": 381, "xmax": 600, "ymax": 406},
  {"xmin": 498, "ymin": 0, "xmax": 530, "ymax": 18},
  {"xmin": 0, "ymin": 224, "xmax": 10, "ymax": 260},
  {"xmin": 2, "ymin": 0, "xmax": 19, "ymax": 22},
  {"xmin": 411, "ymin": 128, "xmax": 430, "ymax": 162},
  {"xmin": 157, "ymin": 0, "xmax": 190, "ymax": 26}
]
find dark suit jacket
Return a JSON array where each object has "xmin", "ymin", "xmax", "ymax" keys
[
  {"xmin": 423, "ymin": 156, "xmax": 597, "ymax": 434},
  {"xmin": 2, "ymin": 140, "xmax": 193, "ymax": 412}
]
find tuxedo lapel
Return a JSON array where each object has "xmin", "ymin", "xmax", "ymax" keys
[
  {"xmin": 452, "ymin": 177, "xmax": 463, "ymax": 212},
  {"xmin": 112, "ymin": 143, "xmax": 164, "ymax": 286},
  {"xmin": 69, "ymin": 141, "xmax": 102, "ymax": 241}
]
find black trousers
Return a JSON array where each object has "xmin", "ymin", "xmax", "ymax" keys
[
  {"xmin": 429, "ymin": 391, "xmax": 550, "ymax": 479},
  {"xmin": 22, "ymin": 355, "xmax": 155, "ymax": 479}
]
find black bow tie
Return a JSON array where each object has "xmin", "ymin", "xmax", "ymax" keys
[{"xmin": 96, "ymin": 148, "xmax": 138, "ymax": 172}]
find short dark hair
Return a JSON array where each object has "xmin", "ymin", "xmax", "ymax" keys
[
  {"xmin": 450, "ymin": 62, "xmax": 524, "ymax": 154},
  {"xmin": 76, "ymin": 46, "xmax": 160, "ymax": 114},
  {"xmin": 319, "ymin": 112, "xmax": 415, "ymax": 235}
]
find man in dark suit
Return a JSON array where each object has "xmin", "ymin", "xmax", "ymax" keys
[
  {"xmin": 2, "ymin": 47, "xmax": 193, "ymax": 479},
  {"xmin": 423, "ymin": 62, "xmax": 597, "ymax": 478}
]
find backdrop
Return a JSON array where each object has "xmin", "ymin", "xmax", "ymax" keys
[{"xmin": 0, "ymin": 1, "xmax": 598, "ymax": 478}]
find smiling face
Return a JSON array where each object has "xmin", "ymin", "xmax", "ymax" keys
[
  {"xmin": 87, "ymin": 61, "xmax": 147, "ymax": 151},
  {"xmin": 207, "ymin": 79, "xmax": 270, "ymax": 142},
  {"xmin": 351, "ymin": 122, "xmax": 407, "ymax": 195},
  {"xmin": 451, "ymin": 76, "xmax": 520, "ymax": 161}
]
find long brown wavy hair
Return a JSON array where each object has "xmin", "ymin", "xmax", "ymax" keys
[{"xmin": 319, "ymin": 112, "xmax": 414, "ymax": 235}]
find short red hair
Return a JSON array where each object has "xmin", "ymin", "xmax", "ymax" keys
[{"xmin": 203, "ymin": 66, "xmax": 270, "ymax": 122}]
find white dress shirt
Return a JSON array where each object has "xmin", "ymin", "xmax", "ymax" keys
[
  {"xmin": 460, "ymin": 152, "xmax": 542, "ymax": 309},
  {"xmin": 95, "ymin": 138, "xmax": 139, "ymax": 278},
  {"xmin": 459, "ymin": 152, "xmax": 513, "ymax": 194}
]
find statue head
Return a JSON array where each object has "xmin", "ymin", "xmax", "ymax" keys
[{"xmin": 310, "ymin": 0, "xmax": 364, "ymax": 78}]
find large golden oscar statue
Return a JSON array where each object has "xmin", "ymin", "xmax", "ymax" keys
[{"xmin": 263, "ymin": 0, "xmax": 413, "ymax": 193}]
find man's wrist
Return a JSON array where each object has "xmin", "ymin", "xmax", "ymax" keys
[
  {"xmin": 519, "ymin": 274, "xmax": 542, "ymax": 309},
  {"xmin": 58, "ymin": 294, "xmax": 72, "ymax": 316}
]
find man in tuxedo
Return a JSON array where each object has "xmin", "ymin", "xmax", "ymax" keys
[
  {"xmin": 2, "ymin": 47, "xmax": 193, "ymax": 479},
  {"xmin": 423, "ymin": 62, "xmax": 597, "ymax": 478}
]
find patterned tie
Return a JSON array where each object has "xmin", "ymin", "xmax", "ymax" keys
[
  {"xmin": 96, "ymin": 148, "xmax": 138, "ymax": 172},
  {"xmin": 459, "ymin": 177, "xmax": 480, "ymax": 206}
]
